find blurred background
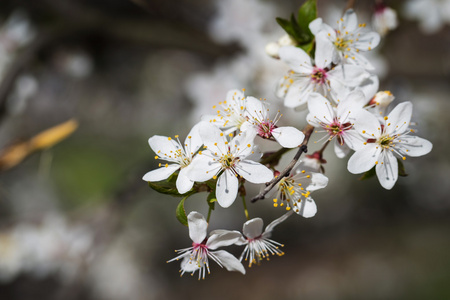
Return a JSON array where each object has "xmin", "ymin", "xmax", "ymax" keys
[{"xmin": 0, "ymin": 0, "xmax": 449, "ymax": 299}]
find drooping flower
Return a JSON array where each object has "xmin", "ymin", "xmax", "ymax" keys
[
  {"xmin": 187, "ymin": 123, "xmax": 273, "ymax": 207},
  {"xmin": 372, "ymin": 4, "xmax": 398, "ymax": 37},
  {"xmin": 142, "ymin": 123, "xmax": 203, "ymax": 194},
  {"xmin": 306, "ymin": 91, "xmax": 366, "ymax": 158},
  {"xmin": 310, "ymin": 9, "xmax": 381, "ymax": 70},
  {"xmin": 277, "ymin": 45, "xmax": 369, "ymax": 109},
  {"xmin": 348, "ymin": 102, "xmax": 433, "ymax": 189},
  {"xmin": 235, "ymin": 212, "xmax": 293, "ymax": 267},
  {"xmin": 167, "ymin": 212, "xmax": 245, "ymax": 279},
  {"xmin": 202, "ymin": 89, "xmax": 248, "ymax": 134},
  {"xmin": 242, "ymin": 96, "xmax": 305, "ymax": 148},
  {"xmin": 272, "ymin": 161, "xmax": 329, "ymax": 217}
]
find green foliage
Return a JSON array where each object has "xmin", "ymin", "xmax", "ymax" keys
[
  {"xmin": 147, "ymin": 173, "xmax": 193, "ymax": 197},
  {"xmin": 398, "ymin": 158, "xmax": 408, "ymax": 177},
  {"xmin": 359, "ymin": 166, "xmax": 376, "ymax": 180},
  {"xmin": 206, "ymin": 191, "xmax": 217, "ymax": 211},
  {"xmin": 176, "ymin": 196, "xmax": 189, "ymax": 226},
  {"xmin": 276, "ymin": 0, "xmax": 317, "ymax": 54}
]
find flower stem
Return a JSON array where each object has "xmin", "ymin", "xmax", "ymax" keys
[{"xmin": 206, "ymin": 206, "xmax": 212, "ymax": 223}]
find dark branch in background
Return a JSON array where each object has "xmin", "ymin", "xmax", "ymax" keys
[{"xmin": 251, "ymin": 124, "xmax": 315, "ymax": 203}]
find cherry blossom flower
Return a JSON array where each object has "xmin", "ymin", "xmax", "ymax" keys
[
  {"xmin": 187, "ymin": 123, "xmax": 273, "ymax": 207},
  {"xmin": 303, "ymin": 151, "xmax": 327, "ymax": 173},
  {"xmin": 310, "ymin": 9, "xmax": 381, "ymax": 70},
  {"xmin": 348, "ymin": 102, "xmax": 433, "ymax": 189},
  {"xmin": 241, "ymin": 96, "xmax": 305, "ymax": 148},
  {"xmin": 202, "ymin": 89, "xmax": 248, "ymax": 134},
  {"xmin": 142, "ymin": 123, "xmax": 203, "ymax": 194},
  {"xmin": 235, "ymin": 212, "xmax": 293, "ymax": 267},
  {"xmin": 167, "ymin": 212, "xmax": 245, "ymax": 279},
  {"xmin": 307, "ymin": 91, "xmax": 366, "ymax": 158},
  {"xmin": 272, "ymin": 161, "xmax": 329, "ymax": 217},
  {"xmin": 373, "ymin": 4, "xmax": 398, "ymax": 37},
  {"xmin": 265, "ymin": 34, "xmax": 297, "ymax": 59},
  {"xmin": 277, "ymin": 45, "xmax": 369, "ymax": 109}
]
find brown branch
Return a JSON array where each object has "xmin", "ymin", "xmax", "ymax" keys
[{"xmin": 251, "ymin": 124, "xmax": 315, "ymax": 203}]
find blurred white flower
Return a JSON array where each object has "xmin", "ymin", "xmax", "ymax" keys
[
  {"xmin": 404, "ymin": 0, "xmax": 450, "ymax": 34},
  {"xmin": 373, "ymin": 4, "xmax": 398, "ymax": 36}
]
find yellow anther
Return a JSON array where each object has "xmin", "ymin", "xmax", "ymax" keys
[
  {"xmin": 220, "ymin": 133, "xmax": 223, "ymax": 136},
  {"xmin": 286, "ymin": 206, "xmax": 291, "ymax": 211},
  {"xmin": 247, "ymin": 144, "xmax": 251, "ymax": 147},
  {"xmin": 273, "ymin": 199, "xmax": 278, "ymax": 203},
  {"xmin": 384, "ymin": 116, "xmax": 388, "ymax": 120},
  {"xmin": 175, "ymin": 135, "xmax": 179, "ymax": 138},
  {"xmin": 168, "ymin": 137, "xmax": 172, "ymax": 141},
  {"xmin": 198, "ymin": 151, "xmax": 202, "ymax": 155},
  {"xmin": 242, "ymin": 88, "xmax": 246, "ymax": 92},
  {"xmin": 154, "ymin": 156, "xmax": 159, "ymax": 159},
  {"xmin": 213, "ymin": 175, "xmax": 217, "ymax": 180},
  {"xmin": 273, "ymin": 203, "xmax": 278, "ymax": 208},
  {"xmin": 402, "ymin": 157, "xmax": 406, "ymax": 160},
  {"xmin": 362, "ymin": 130, "xmax": 366, "ymax": 133},
  {"xmin": 165, "ymin": 163, "xmax": 168, "ymax": 168},
  {"xmin": 375, "ymin": 161, "xmax": 378, "ymax": 165},
  {"xmin": 229, "ymin": 133, "xmax": 233, "ymax": 137}
]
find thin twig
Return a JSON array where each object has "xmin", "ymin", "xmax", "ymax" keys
[{"xmin": 251, "ymin": 124, "xmax": 314, "ymax": 203}]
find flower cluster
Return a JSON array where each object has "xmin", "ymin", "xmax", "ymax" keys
[{"xmin": 142, "ymin": 1, "xmax": 432, "ymax": 279}]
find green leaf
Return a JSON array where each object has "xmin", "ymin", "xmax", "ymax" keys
[
  {"xmin": 206, "ymin": 192, "xmax": 216, "ymax": 211},
  {"xmin": 276, "ymin": 17, "xmax": 298, "ymax": 40},
  {"xmin": 297, "ymin": 0, "xmax": 317, "ymax": 40},
  {"xmin": 148, "ymin": 181, "xmax": 184, "ymax": 197},
  {"xmin": 176, "ymin": 197, "xmax": 188, "ymax": 226},
  {"xmin": 299, "ymin": 41, "xmax": 314, "ymax": 54},
  {"xmin": 359, "ymin": 166, "xmax": 376, "ymax": 180},
  {"xmin": 398, "ymin": 158, "xmax": 408, "ymax": 177}
]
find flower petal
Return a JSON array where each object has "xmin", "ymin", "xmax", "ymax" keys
[
  {"xmin": 347, "ymin": 143, "xmax": 381, "ymax": 174},
  {"xmin": 398, "ymin": 136, "xmax": 433, "ymax": 157},
  {"xmin": 334, "ymin": 140, "xmax": 350, "ymax": 158},
  {"xmin": 342, "ymin": 9, "xmax": 358, "ymax": 32},
  {"xmin": 210, "ymin": 250, "xmax": 246, "ymax": 274},
  {"xmin": 263, "ymin": 211, "xmax": 293, "ymax": 237},
  {"xmin": 279, "ymin": 46, "xmax": 313, "ymax": 74},
  {"xmin": 199, "ymin": 123, "xmax": 228, "ymax": 155},
  {"xmin": 148, "ymin": 135, "xmax": 181, "ymax": 159},
  {"xmin": 187, "ymin": 153, "xmax": 220, "ymax": 182},
  {"xmin": 207, "ymin": 230, "xmax": 241, "ymax": 250},
  {"xmin": 185, "ymin": 122, "xmax": 204, "ymax": 154},
  {"xmin": 314, "ymin": 31, "xmax": 334, "ymax": 68},
  {"xmin": 216, "ymin": 169, "xmax": 239, "ymax": 208},
  {"xmin": 296, "ymin": 197, "xmax": 317, "ymax": 218},
  {"xmin": 245, "ymin": 96, "xmax": 268, "ymax": 121},
  {"xmin": 142, "ymin": 164, "xmax": 179, "ymax": 182},
  {"xmin": 284, "ymin": 78, "xmax": 312, "ymax": 109},
  {"xmin": 353, "ymin": 108, "xmax": 382, "ymax": 139},
  {"xmin": 242, "ymin": 218, "xmax": 264, "ymax": 239},
  {"xmin": 376, "ymin": 151, "xmax": 398, "ymax": 190},
  {"xmin": 272, "ymin": 127, "xmax": 305, "ymax": 148},
  {"xmin": 307, "ymin": 93, "xmax": 335, "ymax": 127},
  {"xmin": 231, "ymin": 129, "xmax": 257, "ymax": 158},
  {"xmin": 306, "ymin": 173, "xmax": 329, "ymax": 191},
  {"xmin": 176, "ymin": 167, "xmax": 195, "ymax": 194},
  {"xmin": 385, "ymin": 102, "xmax": 412, "ymax": 135},
  {"xmin": 187, "ymin": 211, "xmax": 208, "ymax": 244},
  {"xmin": 235, "ymin": 160, "xmax": 273, "ymax": 184}
]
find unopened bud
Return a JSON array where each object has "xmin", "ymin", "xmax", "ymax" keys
[
  {"xmin": 265, "ymin": 42, "xmax": 280, "ymax": 59},
  {"xmin": 369, "ymin": 91, "xmax": 395, "ymax": 108}
]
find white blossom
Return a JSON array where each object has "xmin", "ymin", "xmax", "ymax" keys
[
  {"xmin": 373, "ymin": 5, "xmax": 398, "ymax": 37},
  {"xmin": 348, "ymin": 102, "xmax": 433, "ymax": 189},
  {"xmin": 187, "ymin": 123, "xmax": 273, "ymax": 208},
  {"xmin": 242, "ymin": 96, "xmax": 305, "ymax": 148},
  {"xmin": 236, "ymin": 212, "xmax": 292, "ymax": 267},
  {"xmin": 167, "ymin": 212, "xmax": 245, "ymax": 279},
  {"xmin": 277, "ymin": 45, "xmax": 369, "ymax": 109},
  {"xmin": 310, "ymin": 9, "xmax": 381, "ymax": 70},
  {"xmin": 142, "ymin": 123, "xmax": 203, "ymax": 194},
  {"xmin": 272, "ymin": 161, "xmax": 329, "ymax": 217},
  {"xmin": 404, "ymin": 0, "xmax": 450, "ymax": 34}
]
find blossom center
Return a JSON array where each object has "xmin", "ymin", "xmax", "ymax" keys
[
  {"xmin": 220, "ymin": 152, "xmax": 237, "ymax": 169},
  {"xmin": 311, "ymin": 67, "xmax": 327, "ymax": 84},
  {"xmin": 174, "ymin": 149, "xmax": 191, "ymax": 168},
  {"xmin": 377, "ymin": 134, "xmax": 394, "ymax": 148},
  {"xmin": 257, "ymin": 121, "xmax": 276, "ymax": 138}
]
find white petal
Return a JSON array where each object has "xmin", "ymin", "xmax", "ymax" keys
[
  {"xmin": 296, "ymin": 197, "xmax": 317, "ymax": 218},
  {"xmin": 199, "ymin": 123, "xmax": 228, "ymax": 155},
  {"xmin": 386, "ymin": 102, "xmax": 412, "ymax": 135},
  {"xmin": 216, "ymin": 170, "xmax": 239, "ymax": 208},
  {"xmin": 342, "ymin": 129, "xmax": 367, "ymax": 151},
  {"xmin": 306, "ymin": 173, "xmax": 329, "ymax": 191},
  {"xmin": 263, "ymin": 211, "xmax": 293, "ymax": 237},
  {"xmin": 279, "ymin": 46, "xmax": 313, "ymax": 73},
  {"xmin": 314, "ymin": 31, "xmax": 334, "ymax": 68},
  {"xmin": 354, "ymin": 32, "xmax": 381, "ymax": 51},
  {"xmin": 342, "ymin": 9, "xmax": 358, "ymax": 32},
  {"xmin": 347, "ymin": 144, "xmax": 381, "ymax": 174},
  {"xmin": 245, "ymin": 96, "xmax": 268, "ymax": 121},
  {"xmin": 210, "ymin": 250, "xmax": 245, "ymax": 274},
  {"xmin": 176, "ymin": 167, "xmax": 195, "ymax": 194},
  {"xmin": 242, "ymin": 218, "xmax": 263, "ymax": 239},
  {"xmin": 329, "ymin": 64, "xmax": 369, "ymax": 87},
  {"xmin": 187, "ymin": 212, "xmax": 208, "ymax": 244},
  {"xmin": 226, "ymin": 89, "xmax": 245, "ymax": 102},
  {"xmin": 334, "ymin": 140, "xmax": 350, "ymax": 158},
  {"xmin": 376, "ymin": 151, "xmax": 398, "ymax": 190},
  {"xmin": 284, "ymin": 78, "xmax": 312, "ymax": 109},
  {"xmin": 398, "ymin": 136, "xmax": 433, "ymax": 157},
  {"xmin": 272, "ymin": 127, "xmax": 305, "ymax": 148},
  {"xmin": 306, "ymin": 93, "xmax": 335, "ymax": 126},
  {"xmin": 235, "ymin": 160, "xmax": 273, "ymax": 184},
  {"xmin": 180, "ymin": 255, "xmax": 200, "ymax": 273},
  {"xmin": 358, "ymin": 74, "xmax": 379, "ymax": 102},
  {"xmin": 148, "ymin": 135, "xmax": 181, "ymax": 159},
  {"xmin": 309, "ymin": 18, "xmax": 323, "ymax": 35},
  {"xmin": 185, "ymin": 122, "xmax": 204, "ymax": 154},
  {"xmin": 187, "ymin": 154, "xmax": 220, "ymax": 182},
  {"xmin": 207, "ymin": 231, "xmax": 241, "ymax": 250},
  {"xmin": 142, "ymin": 164, "xmax": 179, "ymax": 182},
  {"xmin": 231, "ymin": 129, "xmax": 257, "ymax": 158},
  {"xmin": 353, "ymin": 108, "xmax": 382, "ymax": 139}
]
